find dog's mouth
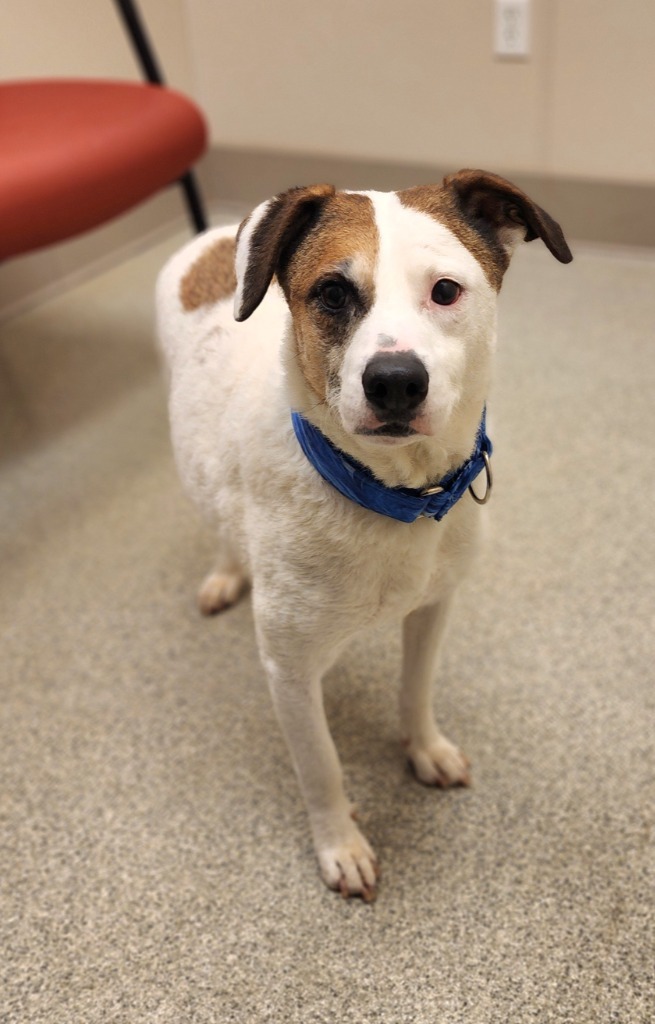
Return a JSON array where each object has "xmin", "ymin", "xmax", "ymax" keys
[{"xmin": 356, "ymin": 422, "xmax": 418, "ymax": 438}]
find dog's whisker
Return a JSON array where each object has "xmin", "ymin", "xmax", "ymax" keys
[{"xmin": 299, "ymin": 398, "xmax": 329, "ymax": 417}]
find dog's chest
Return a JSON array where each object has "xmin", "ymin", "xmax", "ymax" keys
[{"xmin": 332, "ymin": 509, "xmax": 477, "ymax": 623}]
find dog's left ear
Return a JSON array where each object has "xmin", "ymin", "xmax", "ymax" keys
[
  {"xmin": 444, "ymin": 169, "xmax": 573, "ymax": 264},
  {"xmin": 234, "ymin": 183, "xmax": 336, "ymax": 322}
]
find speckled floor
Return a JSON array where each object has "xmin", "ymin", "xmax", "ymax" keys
[{"xmin": 1, "ymin": 221, "xmax": 653, "ymax": 1024}]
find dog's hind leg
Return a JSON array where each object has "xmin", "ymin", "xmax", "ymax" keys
[{"xmin": 400, "ymin": 599, "xmax": 471, "ymax": 788}]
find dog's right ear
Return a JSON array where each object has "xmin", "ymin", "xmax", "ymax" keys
[{"xmin": 234, "ymin": 184, "xmax": 336, "ymax": 322}]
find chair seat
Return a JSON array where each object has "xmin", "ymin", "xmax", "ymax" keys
[{"xmin": 0, "ymin": 79, "xmax": 208, "ymax": 259}]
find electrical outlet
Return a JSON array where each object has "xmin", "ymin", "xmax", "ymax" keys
[{"xmin": 494, "ymin": 0, "xmax": 530, "ymax": 59}]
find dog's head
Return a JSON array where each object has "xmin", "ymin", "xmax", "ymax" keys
[{"xmin": 234, "ymin": 171, "xmax": 571, "ymax": 454}]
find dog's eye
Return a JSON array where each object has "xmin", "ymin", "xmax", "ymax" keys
[
  {"xmin": 431, "ymin": 279, "xmax": 461, "ymax": 306},
  {"xmin": 318, "ymin": 281, "xmax": 349, "ymax": 311}
]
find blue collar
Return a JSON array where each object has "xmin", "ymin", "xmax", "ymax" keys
[{"xmin": 291, "ymin": 410, "xmax": 493, "ymax": 523}]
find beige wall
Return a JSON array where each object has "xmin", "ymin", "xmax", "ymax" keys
[
  {"xmin": 1, "ymin": 0, "xmax": 194, "ymax": 94},
  {"xmin": 3, "ymin": 0, "xmax": 655, "ymax": 318},
  {"xmin": 549, "ymin": 1, "xmax": 655, "ymax": 183},
  {"xmin": 187, "ymin": 0, "xmax": 655, "ymax": 186},
  {"xmin": 1, "ymin": 0, "xmax": 198, "ymax": 320},
  {"xmin": 3, "ymin": 0, "xmax": 654, "ymax": 186},
  {"xmin": 4, "ymin": 0, "xmax": 655, "ymax": 189}
]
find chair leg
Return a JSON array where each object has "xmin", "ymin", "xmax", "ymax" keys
[{"xmin": 179, "ymin": 171, "xmax": 208, "ymax": 234}]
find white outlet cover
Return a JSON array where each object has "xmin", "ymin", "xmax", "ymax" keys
[{"xmin": 494, "ymin": 0, "xmax": 531, "ymax": 58}]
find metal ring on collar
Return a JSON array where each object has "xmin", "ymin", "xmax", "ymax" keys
[
  {"xmin": 468, "ymin": 451, "xmax": 493, "ymax": 505},
  {"xmin": 421, "ymin": 482, "xmax": 445, "ymax": 497}
]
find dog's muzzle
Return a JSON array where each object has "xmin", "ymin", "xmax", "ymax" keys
[{"xmin": 362, "ymin": 352, "xmax": 428, "ymax": 422}]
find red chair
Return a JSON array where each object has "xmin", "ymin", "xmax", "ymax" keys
[{"xmin": 0, "ymin": 0, "xmax": 208, "ymax": 261}]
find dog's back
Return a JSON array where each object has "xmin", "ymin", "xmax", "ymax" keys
[{"xmin": 156, "ymin": 225, "xmax": 291, "ymax": 528}]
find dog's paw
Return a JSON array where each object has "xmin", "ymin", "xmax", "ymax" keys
[
  {"xmin": 406, "ymin": 735, "xmax": 471, "ymax": 788},
  {"xmin": 197, "ymin": 570, "xmax": 246, "ymax": 615},
  {"xmin": 315, "ymin": 821, "xmax": 380, "ymax": 902}
]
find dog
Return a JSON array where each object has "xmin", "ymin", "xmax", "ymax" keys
[{"xmin": 156, "ymin": 170, "xmax": 572, "ymax": 900}]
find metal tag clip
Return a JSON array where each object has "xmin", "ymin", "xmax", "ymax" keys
[{"xmin": 468, "ymin": 451, "xmax": 493, "ymax": 505}]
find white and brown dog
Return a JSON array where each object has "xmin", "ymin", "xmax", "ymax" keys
[{"xmin": 157, "ymin": 170, "xmax": 572, "ymax": 900}]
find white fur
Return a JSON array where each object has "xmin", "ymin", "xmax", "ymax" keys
[
  {"xmin": 332, "ymin": 192, "xmax": 496, "ymax": 482},
  {"xmin": 156, "ymin": 196, "xmax": 501, "ymax": 899},
  {"xmin": 233, "ymin": 198, "xmax": 273, "ymax": 321}
]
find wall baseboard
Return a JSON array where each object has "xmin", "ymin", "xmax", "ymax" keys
[
  {"xmin": 204, "ymin": 145, "xmax": 655, "ymax": 252},
  {"xmin": 3, "ymin": 146, "xmax": 654, "ymax": 321}
]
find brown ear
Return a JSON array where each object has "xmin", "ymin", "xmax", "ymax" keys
[
  {"xmin": 234, "ymin": 183, "xmax": 336, "ymax": 321},
  {"xmin": 444, "ymin": 169, "xmax": 573, "ymax": 264}
]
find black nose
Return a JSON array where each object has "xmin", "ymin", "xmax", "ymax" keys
[{"xmin": 361, "ymin": 352, "xmax": 429, "ymax": 418}]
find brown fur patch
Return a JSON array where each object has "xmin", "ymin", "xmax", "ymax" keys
[
  {"xmin": 282, "ymin": 192, "xmax": 379, "ymax": 401},
  {"xmin": 400, "ymin": 170, "xmax": 571, "ymax": 290},
  {"xmin": 180, "ymin": 235, "xmax": 237, "ymax": 311},
  {"xmin": 236, "ymin": 185, "xmax": 336, "ymax": 322},
  {"xmin": 444, "ymin": 169, "xmax": 572, "ymax": 265},
  {"xmin": 398, "ymin": 183, "xmax": 509, "ymax": 290}
]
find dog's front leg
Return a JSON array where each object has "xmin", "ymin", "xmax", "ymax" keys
[
  {"xmin": 400, "ymin": 600, "xmax": 471, "ymax": 788},
  {"xmin": 261, "ymin": 650, "xmax": 379, "ymax": 900}
]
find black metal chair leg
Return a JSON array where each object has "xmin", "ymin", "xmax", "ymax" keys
[
  {"xmin": 113, "ymin": 0, "xmax": 164, "ymax": 84},
  {"xmin": 179, "ymin": 171, "xmax": 208, "ymax": 234},
  {"xmin": 114, "ymin": 0, "xmax": 210, "ymax": 236}
]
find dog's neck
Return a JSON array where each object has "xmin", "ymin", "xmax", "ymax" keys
[
  {"xmin": 282, "ymin": 326, "xmax": 488, "ymax": 492},
  {"xmin": 291, "ymin": 410, "xmax": 492, "ymax": 523},
  {"xmin": 306, "ymin": 401, "xmax": 485, "ymax": 491}
]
